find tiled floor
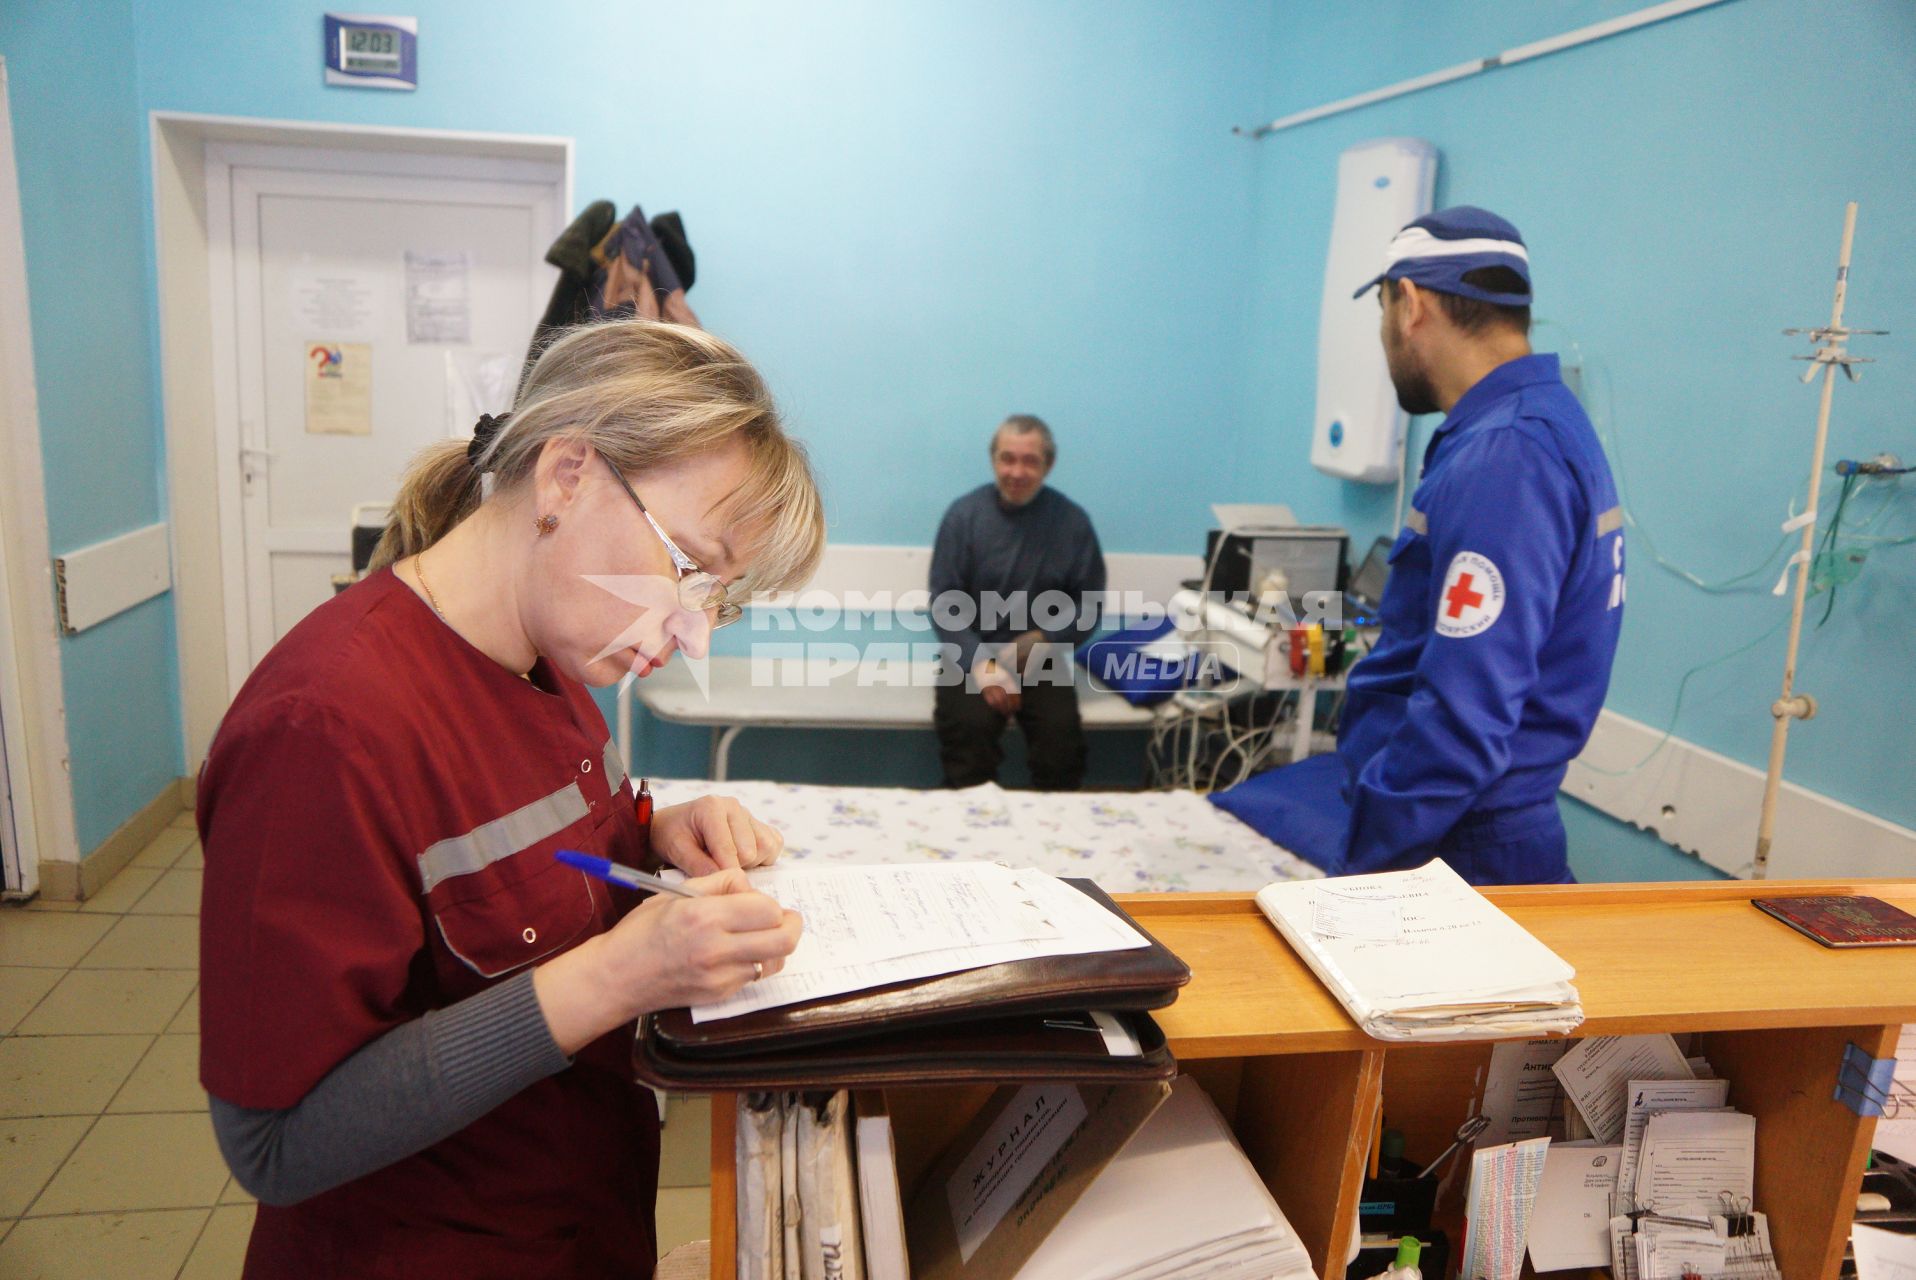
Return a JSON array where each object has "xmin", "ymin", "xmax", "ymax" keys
[{"xmin": 0, "ymin": 812, "xmax": 715, "ymax": 1277}]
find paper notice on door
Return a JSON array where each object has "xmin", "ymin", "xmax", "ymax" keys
[
  {"xmin": 945, "ymin": 1083, "xmax": 1089, "ymax": 1263},
  {"xmin": 304, "ymin": 342, "xmax": 372, "ymax": 435},
  {"xmin": 405, "ymin": 249, "xmax": 472, "ymax": 344},
  {"xmin": 291, "ymin": 268, "xmax": 378, "ymax": 340}
]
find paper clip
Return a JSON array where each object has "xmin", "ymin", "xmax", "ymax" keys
[
  {"xmin": 1835, "ymin": 1042, "xmax": 1897, "ymax": 1118},
  {"xmin": 1717, "ymin": 1191, "xmax": 1755, "ymax": 1237}
]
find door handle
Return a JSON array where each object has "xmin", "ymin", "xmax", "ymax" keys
[{"xmin": 239, "ymin": 445, "xmax": 274, "ymax": 487}]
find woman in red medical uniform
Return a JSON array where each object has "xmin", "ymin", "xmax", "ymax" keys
[{"xmin": 197, "ymin": 320, "xmax": 824, "ymax": 1278}]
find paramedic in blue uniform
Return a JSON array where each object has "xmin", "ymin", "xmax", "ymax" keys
[{"xmin": 1326, "ymin": 206, "xmax": 1623, "ymax": 884}]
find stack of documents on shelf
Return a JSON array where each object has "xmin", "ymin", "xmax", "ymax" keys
[
  {"xmin": 1605, "ymin": 1211, "xmax": 1780, "ymax": 1280},
  {"xmin": 739, "ymin": 1091, "xmax": 869, "ymax": 1280},
  {"xmin": 1255, "ymin": 860, "xmax": 1583, "ymax": 1040},
  {"xmin": 1008, "ymin": 1077, "xmax": 1315, "ymax": 1280},
  {"xmin": 1507, "ymin": 1033, "xmax": 1780, "ymax": 1279}
]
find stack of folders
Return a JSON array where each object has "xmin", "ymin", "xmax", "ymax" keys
[
  {"xmin": 1255, "ymin": 859, "xmax": 1584, "ymax": 1041},
  {"xmin": 637, "ymin": 866, "xmax": 1191, "ymax": 1090},
  {"xmin": 739, "ymin": 1091, "xmax": 868, "ymax": 1280},
  {"xmin": 1006, "ymin": 1077, "xmax": 1314, "ymax": 1280}
]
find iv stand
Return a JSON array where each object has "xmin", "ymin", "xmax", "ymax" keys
[{"xmin": 1752, "ymin": 201, "xmax": 1883, "ymax": 879}]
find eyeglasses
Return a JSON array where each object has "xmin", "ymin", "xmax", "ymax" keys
[{"xmin": 600, "ymin": 453, "xmax": 743, "ymax": 629}]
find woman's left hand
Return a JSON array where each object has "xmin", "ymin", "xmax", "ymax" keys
[{"xmin": 650, "ymin": 796, "xmax": 786, "ymax": 875}]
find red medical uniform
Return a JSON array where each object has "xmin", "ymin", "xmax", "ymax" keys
[{"xmin": 198, "ymin": 569, "xmax": 659, "ymax": 1279}]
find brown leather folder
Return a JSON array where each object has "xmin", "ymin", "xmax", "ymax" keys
[
  {"xmin": 632, "ymin": 879, "xmax": 1191, "ymax": 1090},
  {"xmin": 635, "ymin": 1008, "xmax": 1176, "ymax": 1090}
]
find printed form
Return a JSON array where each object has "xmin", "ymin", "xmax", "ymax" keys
[
  {"xmin": 1613, "ymin": 1078, "xmax": 1731, "ymax": 1209},
  {"xmin": 1635, "ymin": 1109, "xmax": 1755, "ymax": 1217},
  {"xmin": 1550, "ymin": 1034, "xmax": 1694, "ymax": 1144},
  {"xmin": 691, "ymin": 863, "xmax": 1147, "ymax": 1022}
]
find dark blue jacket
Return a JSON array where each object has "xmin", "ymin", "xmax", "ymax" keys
[{"xmin": 1334, "ymin": 353, "xmax": 1624, "ymax": 880}]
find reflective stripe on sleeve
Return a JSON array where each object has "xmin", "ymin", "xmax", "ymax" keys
[
  {"xmin": 1404, "ymin": 508, "xmax": 1428, "ymax": 535},
  {"xmin": 416, "ymin": 783, "xmax": 590, "ymax": 893},
  {"xmin": 1595, "ymin": 506, "xmax": 1624, "ymax": 537}
]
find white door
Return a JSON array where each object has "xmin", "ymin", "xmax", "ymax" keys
[{"xmin": 216, "ymin": 149, "xmax": 561, "ymax": 669}]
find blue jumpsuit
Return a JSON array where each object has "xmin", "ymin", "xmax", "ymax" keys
[{"xmin": 1230, "ymin": 353, "xmax": 1624, "ymax": 884}]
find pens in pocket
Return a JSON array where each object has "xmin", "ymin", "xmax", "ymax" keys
[{"xmin": 555, "ymin": 849, "xmax": 697, "ymax": 899}]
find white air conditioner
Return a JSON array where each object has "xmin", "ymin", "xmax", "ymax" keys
[{"xmin": 1311, "ymin": 137, "xmax": 1438, "ymax": 484}]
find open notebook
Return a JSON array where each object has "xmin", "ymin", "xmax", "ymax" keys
[{"xmin": 1256, "ymin": 860, "xmax": 1584, "ymax": 1041}]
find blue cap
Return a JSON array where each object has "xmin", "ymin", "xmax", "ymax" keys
[{"xmin": 1352, "ymin": 205, "xmax": 1532, "ymax": 305}]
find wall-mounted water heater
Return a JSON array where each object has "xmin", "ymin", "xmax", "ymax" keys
[{"xmin": 1311, "ymin": 138, "xmax": 1437, "ymax": 484}]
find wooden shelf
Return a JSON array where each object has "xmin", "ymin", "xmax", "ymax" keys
[{"xmin": 706, "ymin": 877, "xmax": 1916, "ymax": 1279}]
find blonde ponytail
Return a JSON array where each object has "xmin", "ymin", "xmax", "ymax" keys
[
  {"xmin": 369, "ymin": 320, "xmax": 825, "ymax": 594},
  {"xmin": 369, "ymin": 440, "xmax": 485, "ymax": 573}
]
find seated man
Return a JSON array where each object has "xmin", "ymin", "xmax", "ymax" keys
[
  {"xmin": 929, "ymin": 415, "xmax": 1106, "ymax": 790},
  {"xmin": 1221, "ymin": 206, "xmax": 1624, "ymax": 884}
]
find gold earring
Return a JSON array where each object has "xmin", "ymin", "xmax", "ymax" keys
[{"xmin": 534, "ymin": 514, "xmax": 559, "ymax": 535}]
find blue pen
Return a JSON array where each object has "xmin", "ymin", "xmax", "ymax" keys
[{"xmin": 555, "ymin": 849, "xmax": 698, "ymax": 899}]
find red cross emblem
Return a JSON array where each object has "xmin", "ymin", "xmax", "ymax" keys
[
  {"xmin": 1435, "ymin": 551, "xmax": 1505, "ymax": 638},
  {"xmin": 1445, "ymin": 573, "xmax": 1485, "ymax": 619}
]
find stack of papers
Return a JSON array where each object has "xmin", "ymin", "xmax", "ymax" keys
[
  {"xmin": 1607, "ymin": 1211, "xmax": 1781, "ymax": 1280},
  {"xmin": 1011, "ymin": 1077, "xmax": 1314, "ymax": 1280},
  {"xmin": 691, "ymin": 863, "xmax": 1149, "ymax": 1023},
  {"xmin": 1255, "ymin": 861, "xmax": 1584, "ymax": 1040}
]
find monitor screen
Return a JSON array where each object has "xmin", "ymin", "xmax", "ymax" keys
[{"xmin": 1348, "ymin": 535, "xmax": 1392, "ymax": 609}]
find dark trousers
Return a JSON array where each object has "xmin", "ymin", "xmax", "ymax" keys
[{"xmin": 934, "ymin": 677, "xmax": 1086, "ymax": 791}]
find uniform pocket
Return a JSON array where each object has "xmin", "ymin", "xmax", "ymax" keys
[{"xmin": 434, "ymin": 856, "xmax": 598, "ymax": 979}]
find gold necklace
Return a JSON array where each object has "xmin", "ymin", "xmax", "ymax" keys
[
  {"xmin": 416, "ymin": 550, "xmax": 445, "ymax": 618},
  {"xmin": 416, "ymin": 549, "xmax": 533, "ymax": 682}
]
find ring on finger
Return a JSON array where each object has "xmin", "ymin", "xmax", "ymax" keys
[{"xmin": 752, "ymin": 961, "xmax": 764, "ymax": 981}]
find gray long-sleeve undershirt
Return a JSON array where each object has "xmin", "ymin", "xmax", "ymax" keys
[{"xmin": 208, "ymin": 970, "xmax": 571, "ymax": 1206}]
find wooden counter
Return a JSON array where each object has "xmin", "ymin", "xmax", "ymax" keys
[{"xmin": 709, "ymin": 878, "xmax": 1916, "ymax": 1279}]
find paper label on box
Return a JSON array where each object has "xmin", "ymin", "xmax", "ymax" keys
[{"xmin": 945, "ymin": 1083, "xmax": 1088, "ymax": 1263}]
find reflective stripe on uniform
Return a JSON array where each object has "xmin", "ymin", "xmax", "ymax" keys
[
  {"xmin": 602, "ymin": 738, "xmax": 627, "ymax": 792},
  {"xmin": 1404, "ymin": 508, "xmax": 1428, "ymax": 535},
  {"xmin": 416, "ymin": 783, "xmax": 590, "ymax": 893},
  {"xmin": 1595, "ymin": 506, "xmax": 1623, "ymax": 537}
]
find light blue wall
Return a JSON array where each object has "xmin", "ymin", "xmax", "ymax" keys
[
  {"xmin": 131, "ymin": 0, "xmax": 1277, "ymax": 793},
  {"xmin": 3, "ymin": 0, "xmax": 1277, "ymax": 846},
  {"xmin": 130, "ymin": 0, "xmax": 1274, "ymax": 553},
  {"xmin": 0, "ymin": 0, "xmax": 185, "ymax": 851},
  {"xmin": 5, "ymin": 0, "xmax": 1908, "ymax": 877},
  {"xmin": 1236, "ymin": 0, "xmax": 1915, "ymax": 878}
]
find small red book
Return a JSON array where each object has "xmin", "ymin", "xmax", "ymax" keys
[{"xmin": 1753, "ymin": 895, "xmax": 1916, "ymax": 948}]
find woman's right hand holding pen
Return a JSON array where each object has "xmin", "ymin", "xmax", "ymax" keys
[{"xmin": 533, "ymin": 868, "xmax": 802, "ymax": 1055}]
